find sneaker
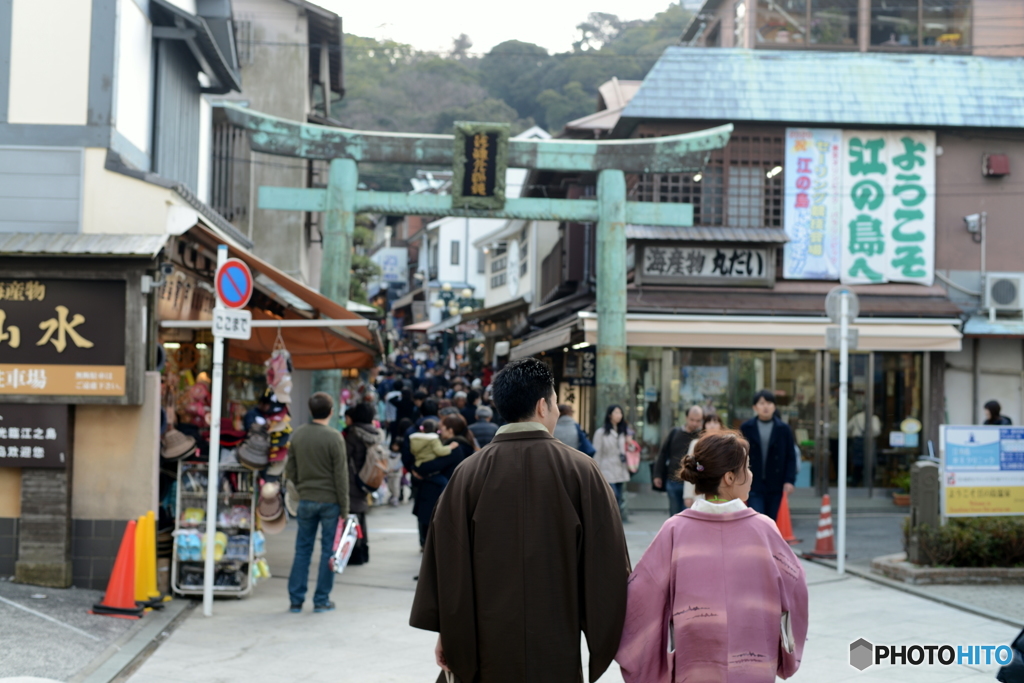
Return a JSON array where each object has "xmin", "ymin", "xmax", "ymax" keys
[
  {"xmin": 289, "ymin": 604, "xmax": 302, "ymax": 613},
  {"xmin": 313, "ymin": 601, "xmax": 335, "ymax": 613}
]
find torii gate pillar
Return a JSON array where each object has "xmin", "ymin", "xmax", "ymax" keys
[
  {"xmin": 596, "ymin": 169, "xmax": 629, "ymax": 417},
  {"xmin": 313, "ymin": 158, "xmax": 357, "ymax": 416}
]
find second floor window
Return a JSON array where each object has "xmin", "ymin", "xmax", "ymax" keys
[
  {"xmin": 630, "ymin": 134, "xmax": 784, "ymax": 229},
  {"xmin": 757, "ymin": 0, "xmax": 858, "ymax": 47},
  {"xmin": 451, "ymin": 240, "xmax": 460, "ymax": 266},
  {"xmin": 870, "ymin": 0, "xmax": 971, "ymax": 49}
]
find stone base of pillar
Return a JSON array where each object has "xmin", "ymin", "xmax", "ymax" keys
[{"xmin": 15, "ymin": 560, "xmax": 73, "ymax": 588}]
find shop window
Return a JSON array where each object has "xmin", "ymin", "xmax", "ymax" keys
[
  {"xmin": 810, "ymin": 0, "xmax": 857, "ymax": 45},
  {"xmin": 757, "ymin": 0, "xmax": 808, "ymax": 45},
  {"xmin": 672, "ymin": 349, "xmax": 772, "ymax": 430},
  {"xmin": 450, "ymin": 240, "xmax": 460, "ymax": 266},
  {"xmin": 630, "ymin": 134, "xmax": 784, "ymax": 229},
  {"xmin": 735, "ymin": 0, "xmax": 749, "ymax": 46},
  {"xmin": 871, "ymin": 0, "xmax": 971, "ymax": 49}
]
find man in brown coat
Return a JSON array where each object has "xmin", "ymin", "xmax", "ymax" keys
[{"xmin": 410, "ymin": 358, "xmax": 631, "ymax": 683}]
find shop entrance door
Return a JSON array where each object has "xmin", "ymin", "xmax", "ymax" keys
[{"xmin": 817, "ymin": 351, "xmax": 874, "ymax": 496}]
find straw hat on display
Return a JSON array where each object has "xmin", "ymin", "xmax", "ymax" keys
[{"xmin": 257, "ymin": 482, "xmax": 286, "ymax": 534}]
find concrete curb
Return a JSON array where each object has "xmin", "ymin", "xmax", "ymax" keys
[
  {"xmin": 803, "ymin": 557, "xmax": 1024, "ymax": 629},
  {"xmin": 67, "ymin": 599, "xmax": 196, "ymax": 683},
  {"xmin": 872, "ymin": 552, "xmax": 1024, "ymax": 585}
]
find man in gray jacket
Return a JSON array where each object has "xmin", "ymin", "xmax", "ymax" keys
[{"xmin": 286, "ymin": 392, "xmax": 349, "ymax": 613}]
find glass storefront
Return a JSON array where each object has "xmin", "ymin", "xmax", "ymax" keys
[{"xmin": 626, "ymin": 345, "xmax": 927, "ymax": 492}]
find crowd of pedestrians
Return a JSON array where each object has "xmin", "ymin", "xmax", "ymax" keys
[{"xmin": 411, "ymin": 358, "xmax": 809, "ymax": 683}]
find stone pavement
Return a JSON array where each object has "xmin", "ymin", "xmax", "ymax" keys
[
  {"xmin": 0, "ymin": 578, "xmax": 136, "ymax": 681},
  {"xmin": 122, "ymin": 503, "xmax": 1019, "ymax": 683}
]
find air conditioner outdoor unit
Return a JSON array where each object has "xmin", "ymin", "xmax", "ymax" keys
[{"xmin": 984, "ymin": 272, "xmax": 1024, "ymax": 313}]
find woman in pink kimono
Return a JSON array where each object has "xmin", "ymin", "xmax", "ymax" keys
[{"xmin": 616, "ymin": 431, "xmax": 808, "ymax": 682}]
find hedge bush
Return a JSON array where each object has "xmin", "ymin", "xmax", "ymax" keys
[{"xmin": 903, "ymin": 517, "xmax": 1024, "ymax": 568}]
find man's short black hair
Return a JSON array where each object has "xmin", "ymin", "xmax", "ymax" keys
[
  {"xmin": 309, "ymin": 392, "xmax": 334, "ymax": 420},
  {"xmin": 491, "ymin": 358, "xmax": 555, "ymax": 423},
  {"xmin": 413, "ymin": 390, "xmax": 428, "ymax": 402},
  {"xmin": 420, "ymin": 398, "xmax": 439, "ymax": 417},
  {"xmin": 393, "ymin": 379, "xmax": 405, "ymax": 392},
  {"xmin": 752, "ymin": 389, "xmax": 776, "ymax": 406}
]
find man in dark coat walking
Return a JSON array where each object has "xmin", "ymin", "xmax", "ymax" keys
[
  {"xmin": 411, "ymin": 358, "xmax": 631, "ymax": 683},
  {"xmin": 740, "ymin": 389, "xmax": 797, "ymax": 520}
]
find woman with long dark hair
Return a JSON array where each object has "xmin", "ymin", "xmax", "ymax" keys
[
  {"xmin": 412, "ymin": 414, "xmax": 476, "ymax": 549},
  {"xmin": 592, "ymin": 404, "xmax": 631, "ymax": 521},
  {"xmin": 617, "ymin": 431, "xmax": 808, "ymax": 682}
]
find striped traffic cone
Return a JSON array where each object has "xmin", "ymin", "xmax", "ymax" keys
[
  {"xmin": 802, "ymin": 494, "xmax": 837, "ymax": 559},
  {"xmin": 774, "ymin": 491, "xmax": 801, "ymax": 545}
]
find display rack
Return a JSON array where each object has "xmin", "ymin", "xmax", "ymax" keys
[{"xmin": 171, "ymin": 461, "xmax": 261, "ymax": 598}]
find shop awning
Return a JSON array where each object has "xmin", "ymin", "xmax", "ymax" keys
[
  {"xmin": 510, "ymin": 320, "xmax": 579, "ymax": 360},
  {"xmin": 393, "ymin": 287, "xmax": 425, "ymax": 310},
  {"xmin": 428, "ymin": 315, "xmax": 464, "ymax": 334},
  {"xmin": 578, "ymin": 313, "xmax": 962, "ymax": 352},
  {"xmin": 461, "ymin": 297, "xmax": 528, "ymax": 322},
  {"xmin": 962, "ymin": 314, "xmax": 1024, "ymax": 337},
  {"xmin": 184, "ymin": 224, "xmax": 381, "ymax": 368},
  {"xmin": 404, "ymin": 320, "xmax": 435, "ymax": 332}
]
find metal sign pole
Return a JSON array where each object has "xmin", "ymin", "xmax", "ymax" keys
[
  {"xmin": 203, "ymin": 245, "xmax": 228, "ymax": 616},
  {"xmin": 837, "ymin": 292, "xmax": 849, "ymax": 575}
]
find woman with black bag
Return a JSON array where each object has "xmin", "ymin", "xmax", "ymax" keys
[{"xmin": 411, "ymin": 414, "xmax": 477, "ymax": 550}]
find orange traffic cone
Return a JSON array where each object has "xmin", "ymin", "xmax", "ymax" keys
[
  {"xmin": 802, "ymin": 494, "xmax": 837, "ymax": 559},
  {"xmin": 90, "ymin": 520, "xmax": 144, "ymax": 619},
  {"xmin": 775, "ymin": 491, "xmax": 800, "ymax": 545}
]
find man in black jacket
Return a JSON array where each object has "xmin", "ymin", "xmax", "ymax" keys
[
  {"xmin": 739, "ymin": 390, "xmax": 797, "ymax": 520},
  {"xmin": 653, "ymin": 405, "xmax": 703, "ymax": 516}
]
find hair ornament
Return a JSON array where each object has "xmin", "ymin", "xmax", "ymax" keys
[{"xmin": 695, "ymin": 461, "xmax": 704, "ymax": 472}]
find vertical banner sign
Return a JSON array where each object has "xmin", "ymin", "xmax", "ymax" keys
[
  {"xmin": 783, "ymin": 128, "xmax": 842, "ymax": 279},
  {"xmin": 942, "ymin": 425, "xmax": 1024, "ymax": 517},
  {"xmin": 840, "ymin": 131, "xmax": 935, "ymax": 286},
  {"xmin": 451, "ymin": 122, "xmax": 509, "ymax": 211}
]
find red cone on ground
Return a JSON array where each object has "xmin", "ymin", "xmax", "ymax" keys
[
  {"xmin": 775, "ymin": 491, "xmax": 800, "ymax": 545},
  {"xmin": 802, "ymin": 494, "xmax": 837, "ymax": 559},
  {"xmin": 90, "ymin": 520, "xmax": 144, "ymax": 619}
]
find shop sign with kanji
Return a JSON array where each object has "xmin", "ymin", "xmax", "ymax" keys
[
  {"xmin": 840, "ymin": 130, "xmax": 935, "ymax": 286},
  {"xmin": 636, "ymin": 244, "xmax": 774, "ymax": 287},
  {"xmin": 783, "ymin": 128, "xmax": 842, "ymax": 280},
  {"xmin": 0, "ymin": 404, "xmax": 70, "ymax": 468},
  {"xmin": 783, "ymin": 129, "xmax": 936, "ymax": 286},
  {"xmin": 451, "ymin": 122, "xmax": 509, "ymax": 211},
  {"xmin": 0, "ymin": 279, "xmax": 127, "ymax": 397}
]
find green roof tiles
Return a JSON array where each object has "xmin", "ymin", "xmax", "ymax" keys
[{"xmin": 622, "ymin": 48, "xmax": 1024, "ymax": 128}]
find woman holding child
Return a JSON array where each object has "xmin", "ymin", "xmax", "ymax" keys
[{"xmin": 411, "ymin": 414, "xmax": 478, "ymax": 549}]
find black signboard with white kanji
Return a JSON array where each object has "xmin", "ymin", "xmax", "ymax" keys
[
  {"xmin": 451, "ymin": 122, "xmax": 509, "ymax": 210},
  {"xmin": 635, "ymin": 244, "xmax": 775, "ymax": 288},
  {"xmin": 0, "ymin": 404, "xmax": 70, "ymax": 468}
]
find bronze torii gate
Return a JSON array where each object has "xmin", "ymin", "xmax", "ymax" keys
[{"xmin": 219, "ymin": 104, "xmax": 732, "ymax": 420}]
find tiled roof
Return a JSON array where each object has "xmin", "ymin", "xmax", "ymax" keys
[
  {"xmin": 622, "ymin": 48, "xmax": 1024, "ymax": 128},
  {"xmin": 0, "ymin": 233, "xmax": 167, "ymax": 257}
]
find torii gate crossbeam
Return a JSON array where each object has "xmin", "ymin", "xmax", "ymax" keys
[{"xmin": 218, "ymin": 103, "xmax": 732, "ymax": 424}]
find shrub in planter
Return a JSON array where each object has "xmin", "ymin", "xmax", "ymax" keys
[{"xmin": 903, "ymin": 517, "xmax": 1024, "ymax": 568}]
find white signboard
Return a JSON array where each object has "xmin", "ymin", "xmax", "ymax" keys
[
  {"xmin": 840, "ymin": 130, "xmax": 935, "ymax": 286},
  {"xmin": 783, "ymin": 128, "xmax": 842, "ymax": 279},
  {"xmin": 212, "ymin": 308, "xmax": 252, "ymax": 340},
  {"xmin": 638, "ymin": 245, "xmax": 772, "ymax": 286},
  {"xmin": 372, "ymin": 247, "xmax": 408, "ymax": 284},
  {"xmin": 941, "ymin": 425, "xmax": 1024, "ymax": 517}
]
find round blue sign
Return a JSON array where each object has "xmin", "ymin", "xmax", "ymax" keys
[{"xmin": 215, "ymin": 259, "xmax": 253, "ymax": 309}]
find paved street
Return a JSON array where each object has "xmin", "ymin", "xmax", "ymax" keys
[{"xmin": 120, "ymin": 503, "xmax": 1018, "ymax": 683}]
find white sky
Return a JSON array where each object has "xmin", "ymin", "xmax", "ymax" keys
[{"xmin": 315, "ymin": 0, "xmax": 697, "ymax": 54}]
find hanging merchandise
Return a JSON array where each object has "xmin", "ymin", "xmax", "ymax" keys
[{"xmin": 265, "ymin": 329, "xmax": 293, "ymax": 404}]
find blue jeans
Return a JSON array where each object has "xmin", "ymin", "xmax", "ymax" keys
[
  {"xmin": 666, "ymin": 479, "xmax": 686, "ymax": 516},
  {"xmin": 287, "ymin": 500, "xmax": 340, "ymax": 607},
  {"xmin": 611, "ymin": 482, "xmax": 627, "ymax": 520}
]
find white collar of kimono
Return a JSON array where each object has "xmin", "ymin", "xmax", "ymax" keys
[
  {"xmin": 690, "ymin": 495, "xmax": 749, "ymax": 515},
  {"xmin": 495, "ymin": 421, "xmax": 549, "ymax": 435}
]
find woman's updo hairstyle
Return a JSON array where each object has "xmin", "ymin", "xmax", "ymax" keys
[{"xmin": 677, "ymin": 430, "xmax": 749, "ymax": 496}]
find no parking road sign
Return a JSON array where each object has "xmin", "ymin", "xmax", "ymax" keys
[{"xmin": 215, "ymin": 258, "xmax": 253, "ymax": 309}]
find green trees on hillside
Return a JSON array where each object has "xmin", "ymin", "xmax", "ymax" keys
[{"xmin": 337, "ymin": 4, "xmax": 691, "ymax": 137}]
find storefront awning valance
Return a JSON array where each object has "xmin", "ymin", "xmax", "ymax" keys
[
  {"xmin": 226, "ymin": 309, "xmax": 376, "ymax": 369},
  {"xmin": 579, "ymin": 313, "xmax": 962, "ymax": 352},
  {"xmin": 403, "ymin": 320, "xmax": 435, "ymax": 332},
  {"xmin": 510, "ymin": 320, "xmax": 578, "ymax": 360}
]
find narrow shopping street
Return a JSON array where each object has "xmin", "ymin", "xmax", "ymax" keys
[{"xmin": 120, "ymin": 503, "xmax": 1017, "ymax": 683}]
